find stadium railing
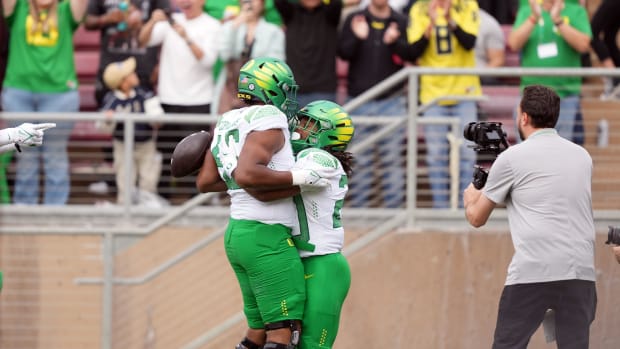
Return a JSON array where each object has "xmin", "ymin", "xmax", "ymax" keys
[{"xmin": 1, "ymin": 66, "xmax": 620, "ymax": 349}]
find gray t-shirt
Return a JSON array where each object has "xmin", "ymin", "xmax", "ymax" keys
[
  {"xmin": 474, "ymin": 9, "xmax": 505, "ymax": 68},
  {"xmin": 483, "ymin": 129, "xmax": 596, "ymax": 285}
]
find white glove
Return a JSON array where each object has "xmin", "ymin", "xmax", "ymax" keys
[
  {"xmin": 8, "ymin": 123, "xmax": 56, "ymax": 147},
  {"xmin": 291, "ymin": 169, "xmax": 331, "ymax": 187},
  {"xmin": 299, "ymin": 179, "xmax": 330, "ymax": 193}
]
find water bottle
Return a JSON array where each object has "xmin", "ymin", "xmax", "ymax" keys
[
  {"xmin": 597, "ymin": 119, "xmax": 609, "ymax": 148},
  {"xmin": 117, "ymin": 1, "xmax": 129, "ymax": 31}
]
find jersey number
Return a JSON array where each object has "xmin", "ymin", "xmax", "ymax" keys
[
  {"xmin": 211, "ymin": 129, "xmax": 240, "ymax": 190},
  {"xmin": 434, "ymin": 25, "xmax": 452, "ymax": 55},
  {"xmin": 292, "ymin": 175, "xmax": 347, "ymax": 251}
]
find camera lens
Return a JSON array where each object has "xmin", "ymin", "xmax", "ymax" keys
[{"xmin": 463, "ymin": 122, "xmax": 477, "ymax": 141}]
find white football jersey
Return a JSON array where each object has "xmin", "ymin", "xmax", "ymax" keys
[
  {"xmin": 291, "ymin": 148, "xmax": 348, "ymax": 257},
  {"xmin": 211, "ymin": 105, "xmax": 297, "ymax": 227}
]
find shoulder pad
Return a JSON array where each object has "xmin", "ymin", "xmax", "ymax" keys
[
  {"xmin": 297, "ymin": 148, "xmax": 339, "ymax": 170},
  {"xmin": 245, "ymin": 105, "xmax": 286, "ymax": 123}
]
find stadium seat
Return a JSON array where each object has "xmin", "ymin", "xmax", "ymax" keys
[
  {"xmin": 73, "ymin": 26, "xmax": 101, "ymax": 50},
  {"xmin": 78, "ymin": 83, "xmax": 98, "ymax": 112},
  {"xmin": 74, "ymin": 50, "xmax": 100, "ymax": 82}
]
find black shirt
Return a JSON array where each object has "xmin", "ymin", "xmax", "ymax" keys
[{"xmin": 275, "ymin": 0, "xmax": 341, "ymax": 94}]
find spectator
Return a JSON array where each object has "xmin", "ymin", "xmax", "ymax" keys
[
  {"xmin": 99, "ymin": 57, "xmax": 162, "ymax": 205},
  {"xmin": 406, "ymin": 0, "xmax": 481, "ymax": 209},
  {"xmin": 476, "ymin": 0, "xmax": 518, "ymax": 25},
  {"xmin": 464, "ymin": 84, "xmax": 596, "ymax": 349},
  {"xmin": 2, "ymin": 0, "xmax": 88, "ymax": 205},
  {"xmin": 217, "ymin": 0, "xmax": 285, "ymax": 114},
  {"xmin": 589, "ymin": 0, "xmax": 620, "ymax": 98},
  {"xmin": 138, "ymin": 0, "xmax": 220, "ymax": 199},
  {"xmin": 205, "ymin": 0, "xmax": 281, "ymax": 24},
  {"xmin": 475, "ymin": 8, "xmax": 505, "ymax": 85},
  {"xmin": 507, "ymin": 0, "xmax": 591, "ymax": 143},
  {"xmin": 83, "ymin": 0, "xmax": 169, "ymax": 108},
  {"xmin": 338, "ymin": 0, "xmax": 409, "ymax": 208},
  {"xmin": 275, "ymin": 0, "xmax": 351, "ymax": 107}
]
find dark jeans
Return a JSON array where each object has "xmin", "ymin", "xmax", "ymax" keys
[{"xmin": 493, "ymin": 280, "xmax": 597, "ymax": 349}]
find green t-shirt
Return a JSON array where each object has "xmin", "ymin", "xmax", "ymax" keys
[
  {"xmin": 513, "ymin": 3, "xmax": 591, "ymax": 97},
  {"xmin": 4, "ymin": 0, "xmax": 80, "ymax": 92},
  {"xmin": 203, "ymin": 0, "xmax": 282, "ymax": 25}
]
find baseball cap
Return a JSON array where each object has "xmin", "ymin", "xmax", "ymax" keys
[{"xmin": 103, "ymin": 57, "xmax": 136, "ymax": 90}]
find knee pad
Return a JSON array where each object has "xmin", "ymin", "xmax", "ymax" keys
[
  {"xmin": 235, "ymin": 337, "xmax": 261, "ymax": 349},
  {"xmin": 264, "ymin": 320, "xmax": 301, "ymax": 348},
  {"xmin": 262, "ymin": 342, "xmax": 294, "ymax": 349}
]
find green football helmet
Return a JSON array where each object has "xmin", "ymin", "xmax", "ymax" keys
[
  {"xmin": 291, "ymin": 100, "xmax": 355, "ymax": 154},
  {"xmin": 237, "ymin": 57, "xmax": 299, "ymax": 120}
]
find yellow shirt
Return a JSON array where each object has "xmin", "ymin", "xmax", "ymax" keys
[{"xmin": 407, "ymin": 0, "xmax": 481, "ymax": 105}]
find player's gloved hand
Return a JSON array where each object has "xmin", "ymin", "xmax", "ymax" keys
[
  {"xmin": 299, "ymin": 179, "xmax": 330, "ymax": 193},
  {"xmin": 9, "ymin": 123, "xmax": 56, "ymax": 147},
  {"xmin": 291, "ymin": 169, "xmax": 332, "ymax": 187}
]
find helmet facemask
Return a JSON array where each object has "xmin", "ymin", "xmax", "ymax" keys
[{"xmin": 291, "ymin": 100, "xmax": 355, "ymax": 154}]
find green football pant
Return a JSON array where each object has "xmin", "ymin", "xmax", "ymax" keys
[
  {"xmin": 225, "ymin": 218, "xmax": 306, "ymax": 329},
  {"xmin": 300, "ymin": 253, "xmax": 351, "ymax": 349}
]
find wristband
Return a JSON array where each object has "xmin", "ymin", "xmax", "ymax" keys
[{"xmin": 291, "ymin": 170, "xmax": 304, "ymax": 186}]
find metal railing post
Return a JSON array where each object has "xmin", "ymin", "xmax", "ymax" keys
[
  {"xmin": 123, "ymin": 118, "xmax": 135, "ymax": 217},
  {"xmin": 102, "ymin": 231, "xmax": 114, "ymax": 349},
  {"xmin": 407, "ymin": 70, "xmax": 420, "ymax": 228}
]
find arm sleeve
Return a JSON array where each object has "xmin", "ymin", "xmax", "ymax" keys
[
  {"xmin": 390, "ymin": 16, "xmax": 412, "ymax": 61},
  {"xmin": 337, "ymin": 13, "xmax": 359, "ymax": 60},
  {"xmin": 218, "ymin": 21, "xmax": 239, "ymax": 61},
  {"xmin": 570, "ymin": 5, "xmax": 592, "ymax": 38},
  {"xmin": 452, "ymin": 26, "xmax": 476, "ymax": 50},
  {"xmin": 486, "ymin": 18, "xmax": 506, "ymax": 50},
  {"xmin": 268, "ymin": 25, "xmax": 286, "ymax": 61},
  {"xmin": 590, "ymin": 3, "xmax": 612, "ymax": 61},
  {"xmin": 147, "ymin": 20, "xmax": 167, "ymax": 46},
  {"xmin": 406, "ymin": 3, "xmax": 430, "ymax": 60},
  {"xmin": 450, "ymin": 1, "xmax": 479, "ymax": 50},
  {"xmin": 408, "ymin": 36, "xmax": 430, "ymax": 61},
  {"xmin": 482, "ymin": 151, "xmax": 513, "ymax": 204}
]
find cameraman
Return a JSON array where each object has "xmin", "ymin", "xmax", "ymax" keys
[{"xmin": 463, "ymin": 85, "xmax": 596, "ymax": 349}]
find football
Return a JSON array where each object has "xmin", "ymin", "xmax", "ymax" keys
[{"xmin": 170, "ymin": 130, "xmax": 213, "ymax": 178}]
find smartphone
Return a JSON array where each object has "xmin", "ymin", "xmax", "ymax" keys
[{"xmin": 164, "ymin": 8, "xmax": 175, "ymax": 25}]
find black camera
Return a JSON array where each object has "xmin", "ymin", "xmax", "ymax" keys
[
  {"xmin": 463, "ymin": 122, "xmax": 510, "ymax": 189},
  {"xmin": 606, "ymin": 226, "xmax": 620, "ymax": 245}
]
